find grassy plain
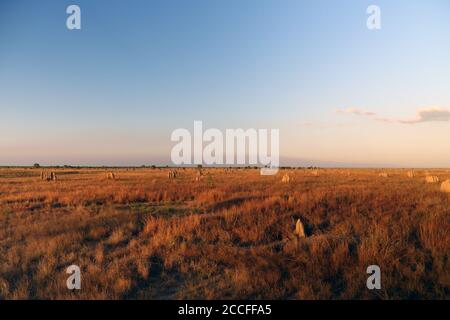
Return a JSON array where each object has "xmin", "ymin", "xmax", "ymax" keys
[{"xmin": 0, "ymin": 167, "xmax": 448, "ymax": 299}]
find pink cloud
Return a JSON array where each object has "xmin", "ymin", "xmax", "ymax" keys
[{"xmin": 335, "ymin": 107, "xmax": 450, "ymax": 124}]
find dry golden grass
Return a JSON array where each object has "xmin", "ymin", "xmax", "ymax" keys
[{"xmin": 0, "ymin": 167, "xmax": 449, "ymax": 299}]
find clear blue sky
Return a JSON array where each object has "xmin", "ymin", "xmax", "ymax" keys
[{"xmin": 1, "ymin": 0, "xmax": 449, "ymax": 166}]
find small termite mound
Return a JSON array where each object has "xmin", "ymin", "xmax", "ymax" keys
[
  {"xmin": 195, "ymin": 170, "xmax": 204, "ymax": 182},
  {"xmin": 440, "ymin": 180, "xmax": 450, "ymax": 193},
  {"xmin": 294, "ymin": 219, "xmax": 306, "ymax": 238},
  {"xmin": 168, "ymin": 170, "xmax": 178, "ymax": 179},
  {"xmin": 406, "ymin": 170, "xmax": 416, "ymax": 178},
  {"xmin": 106, "ymin": 172, "xmax": 116, "ymax": 180},
  {"xmin": 281, "ymin": 174, "xmax": 290, "ymax": 183},
  {"xmin": 41, "ymin": 171, "xmax": 57, "ymax": 182},
  {"xmin": 425, "ymin": 176, "xmax": 439, "ymax": 183}
]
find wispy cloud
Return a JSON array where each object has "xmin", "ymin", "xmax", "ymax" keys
[
  {"xmin": 335, "ymin": 107, "xmax": 450, "ymax": 124},
  {"xmin": 335, "ymin": 108, "xmax": 376, "ymax": 117},
  {"xmin": 299, "ymin": 121, "xmax": 352, "ymax": 129}
]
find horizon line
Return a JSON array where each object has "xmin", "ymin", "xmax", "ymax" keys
[{"xmin": 1, "ymin": 165, "xmax": 450, "ymax": 169}]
